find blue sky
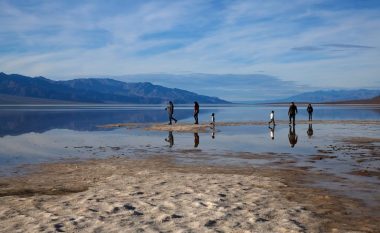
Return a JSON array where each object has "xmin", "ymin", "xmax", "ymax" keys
[{"xmin": 0, "ymin": 0, "xmax": 380, "ymax": 89}]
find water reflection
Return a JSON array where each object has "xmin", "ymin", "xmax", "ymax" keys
[
  {"xmin": 0, "ymin": 107, "xmax": 210, "ymax": 137},
  {"xmin": 307, "ymin": 124, "xmax": 314, "ymax": 138},
  {"xmin": 268, "ymin": 126, "xmax": 275, "ymax": 140},
  {"xmin": 165, "ymin": 131, "xmax": 174, "ymax": 147},
  {"xmin": 288, "ymin": 124, "xmax": 298, "ymax": 148},
  {"xmin": 194, "ymin": 133, "xmax": 199, "ymax": 148},
  {"xmin": 211, "ymin": 129, "xmax": 216, "ymax": 139}
]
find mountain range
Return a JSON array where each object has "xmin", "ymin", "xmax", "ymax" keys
[
  {"xmin": 0, "ymin": 72, "xmax": 228, "ymax": 104},
  {"xmin": 275, "ymin": 89, "xmax": 380, "ymax": 103}
]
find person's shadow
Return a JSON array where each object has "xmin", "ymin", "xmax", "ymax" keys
[
  {"xmin": 268, "ymin": 126, "xmax": 275, "ymax": 140},
  {"xmin": 307, "ymin": 124, "xmax": 314, "ymax": 139},
  {"xmin": 165, "ymin": 131, "xmax": 174, "ymax": 147},
  {"xmin": 288, "ymin": 124, "xmax": 298, "ymax": 148},
  {"xmin": 194, "ymin": 132, "xmax": 199, "ymax": 148}
]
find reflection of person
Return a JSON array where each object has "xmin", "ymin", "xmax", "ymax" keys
[
  {"xmin": 165, "ymin": 131, "xmax": 174, "ymax": 147},
  {"xmin": 288, "ymin": 102, "xmax": 298, "ymax": 125},
  {"xmin": 307, "ymin": 104, "xmax": 313, "ymax": 121},
  {"xmin": 194, "ymin": 101, "xmax": 199, "ymax": 124},
  {"xmin": 165, "ymin": 101, "xmax": 177, "ymax": 125},
  {"xmin": 288, "ymin": 124, "xmax": 298, "ymax": 148},
  {"xmin": 194, "ymin": 132, "xmax": 199, "ymax": 148},
  {"xmin": 268, "ymin": 110, "xmax": 276, "ymax": 126},
  {"xmin": 268, "ymin": 126, "xmax": 275, "ymax": 140},
  {"xmin": 307, "ymin": 124, "xmax": 313, "ymax": 138},
  {"xmin": 211, "ymin": 131, "xmax": 215, "ymax": 139}
]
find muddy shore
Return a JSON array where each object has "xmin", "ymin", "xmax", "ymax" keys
[{"xmin": 0, "ymin": 153, "xmax": 379, "ymax": 232}]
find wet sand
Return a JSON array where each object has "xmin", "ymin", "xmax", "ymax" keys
[
  {"xmin": 1, "ymin": 122, "xmax": 379, "ymax": 232},
  {"xmin": 0, "ymin": 154, "xmax": 379, "ymax": 233},
  {"xmin": 100, "ymin": 120, "xmax": 380, "ymax": 132}
]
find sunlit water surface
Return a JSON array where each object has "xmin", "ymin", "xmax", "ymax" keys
[{"xmin": 0, "ymin": 105, "xmax": 379, "ymax": 204}]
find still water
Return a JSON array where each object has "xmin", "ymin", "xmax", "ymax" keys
[
  {"xmin": 0, "ymin": 104, "xmax": 379, "ymax": 177},
  {"xmin": 1, "ymin": 104, "xmax": 379, "ymax": 204}
]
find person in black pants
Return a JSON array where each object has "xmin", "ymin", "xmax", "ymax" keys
[
  {"xmin": 288, "ymin": 102, "xmax": 298, "ymax": 125},
  {"xmin": 307, "ymin": 104, "xmax": 313, "ymax": 121},
  {"xmin": 165, "ymin": 101, "xmax": 177, "ymax": 125},
  {"xmin": 194, "ymin": 101, "xmax": 199, "ymax": 124}
]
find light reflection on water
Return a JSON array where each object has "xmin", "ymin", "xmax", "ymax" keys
[{"xmin": 0, "ymin": 105, "xmax": 379, "ymax": 204}]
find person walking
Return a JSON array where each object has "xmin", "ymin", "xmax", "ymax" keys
[
  {"xmin": 165, "ymin": 101, "xmax": 177, "ymax": 125},
  {"xmin": 307, "ymin": 104, "xmax": 313, "ymax": 121},
  {"xmin": 210, "ymin": 113, "xmax": 215, "ymax": 126},
  {"xmin": 194, "ymin": 101, "xmax": 199, "ymax": 124},
  {"xmin": 268, "ymin": 110, "xmax": 276, "ymax": 126},
  {"xmin": 288, "ymin": 102, "xmax": 298, "ymax": 125}
]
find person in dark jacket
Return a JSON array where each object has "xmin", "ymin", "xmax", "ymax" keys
[
  {"xmin": 288, "ymin": 102, "xmax": 298, "ymax": 125},
  {"xmin": 307, "ymin": 104, "xmax": 313, "ymax": 121},
  {"xmin": 194, "ymin": 101, "xmax": 199, "ymax": 124},
  {"xmin": 165, "ymin": 101, "xmax": 177, "ymax": 125}
]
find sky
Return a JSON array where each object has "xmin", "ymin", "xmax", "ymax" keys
[{"xmin": 0, "ymin": 0, "xmax": 380, "ymax": 91}]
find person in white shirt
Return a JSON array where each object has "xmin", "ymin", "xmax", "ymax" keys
[
  {"xmin": 210, "ymin": 113, "xmax": 215, "ymax": 126},
  {"xmin": 268, "ymin": 110, "xmax": 276, "ymax": 126}
]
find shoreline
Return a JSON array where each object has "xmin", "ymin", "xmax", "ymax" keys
[
  {"xmin": 0, "ymin": 155, "xmax": 379, "ymax": 232},
  {"xmin": 99, "ymin": 120, "xmax": 380, "ymax": 132}
]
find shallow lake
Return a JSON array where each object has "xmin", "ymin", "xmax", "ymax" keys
[{"xmin": 0, "ymin": 104, "xmax": 379, "ymax": 203}]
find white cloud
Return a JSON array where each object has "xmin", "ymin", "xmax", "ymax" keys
[{"xmin": 0, "ymin": 0, "xmax": 379, "ymax": 89}]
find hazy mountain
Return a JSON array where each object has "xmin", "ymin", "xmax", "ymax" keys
[
  {"xmin": 95, "ymin": 73, "xmax": 310, "ymax": 102},
  {"xmin": 275, "ymin": 89, "xmax": 380, "ymax": 103},
  {"xmin": 0, "ymin": 72, "xmax": 228, "ymax": 104},
  {"xmin": 325, "ymin": 95, "xmax": 380, "ymax": 104}
]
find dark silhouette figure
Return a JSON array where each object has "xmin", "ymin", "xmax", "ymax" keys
[
  {"xmin": 194, "ymin": 132, "xmax": 199, "ymax": 148},
  {"xmin": 288, "ymin": 124, "xmax": 298, "ymax": 148},
  {"xmin": 165, "ymin": 131, "xmax": 174, "ymax": 147},
  {"xmin": 307, "ymin": 124, "xmax": 313, "ymax": 138},
  {"xmin": 211, "ymin": 131, "xmax": 215, "ymax": 139},
  {"xmin": 165, "ymin": 101, "xmax": 177, "ymax": 125},
  {"xmin": 194, "ymin": 101, "xmax": 199, "ymax": 124},
  {"xmin": 268, "ymin": 125, "xmax": 275, "ymax": 140},
  {"xmin": 307, "ymin": 104, "xmax": 313, "ymax": 121},
  {"xmin": 288, "ymin": 102, "xmax": 298, "ymax": 125},
  {"xmin": 268, "ymin": 110, "xmax": 276, "ymax": 126}
]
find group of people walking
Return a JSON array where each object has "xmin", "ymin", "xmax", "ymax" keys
[
  {"xmin": 165, "ymin": 101, "xmax": 315, "ymax": 149},
  {"xmin": 166, "ymin": 101, "xmax": 314, "ymax": 126},
  {"xmin": 268, "ymin": 102, "xmax": 314, "ymax": 126},
  {"xmin": 165, "ymin": 101, "xmax": 215, "ymax": 126}
]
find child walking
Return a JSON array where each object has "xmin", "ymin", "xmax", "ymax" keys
[{"xmin": 268, "ymin": 110, "xmax": 276, "ymax": 126}]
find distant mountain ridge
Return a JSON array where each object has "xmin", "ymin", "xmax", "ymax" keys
[
  {"xmin": 0, "ymin": 72, "xmax": 228, "ymax": 104},
  {"xmin": 275, "ymin": 89, "xmax": 380, "ymax": 103},
  {"xmin": 325, "ymin": 95, "xmax": 380, "ymax": 104}
]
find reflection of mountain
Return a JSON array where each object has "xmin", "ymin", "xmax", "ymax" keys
[
  {"xmin": 0, "ymin": 72, "xmax": 228, "ymax": 104},
  {"xmin": 0, "ymin": 108, "xmax": 212, "ymax": 137}
]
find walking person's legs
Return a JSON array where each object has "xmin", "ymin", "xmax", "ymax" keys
[
  {"xmin": 171, "ymin": 115, "xmax": 177, "ymax": 123},
  {"xmin": 292, "ymin": 115, "xmax": 296, "ymax": 125}
]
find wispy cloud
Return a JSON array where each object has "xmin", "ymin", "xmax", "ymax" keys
[{"xmin": 0, "ymin": 0, "xmax": 379, "ymax": 91}]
